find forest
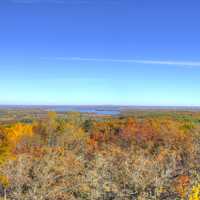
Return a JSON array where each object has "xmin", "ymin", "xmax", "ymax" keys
[{"xmin": 0, "ymin": 110, "xmax": 199, "ymax": 200}]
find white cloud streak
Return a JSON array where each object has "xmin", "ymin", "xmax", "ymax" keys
[
  {"xmin": 11, "ymin": 0, "xmax": 119, "ymax": 5},
  {"xmin": 11, "ymin": 0, "xmax": 66, "ymax": 4},
  {"xmin": 42, "ymin": 57, "xmax": 200, "ymax": 67}
]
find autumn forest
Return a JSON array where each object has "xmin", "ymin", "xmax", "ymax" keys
[{"xmin": 0, "ymin": 109, "xmax": 199, "ymax": 200}]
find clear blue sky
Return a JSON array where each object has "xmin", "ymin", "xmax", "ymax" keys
[{"xmin": 1, "ymin": 0, "xmax": 200, "ymax": 105}]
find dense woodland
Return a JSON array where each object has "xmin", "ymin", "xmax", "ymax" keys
[{"xmin": 0, "ymin": 110, "xmax": 199, "ymax": 200}]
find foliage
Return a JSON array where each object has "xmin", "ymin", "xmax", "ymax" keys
[
  {"xmin": 0, "ymin": 111, "xmax": 199, "ymax": 199},
  {"xmin": 189, "ymin": 184, "xmax": 200, "ymax": 200}
]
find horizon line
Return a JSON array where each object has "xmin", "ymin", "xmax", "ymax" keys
[{"xmin": 1, "ymin": 104, "xmax": 200, "ymax": 107}]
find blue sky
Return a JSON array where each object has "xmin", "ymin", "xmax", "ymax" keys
[{"xmin": 1, "ymin": 0, "xmax": 200, "ymax": 105}]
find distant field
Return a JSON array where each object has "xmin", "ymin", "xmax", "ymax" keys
[{"xmin": 1, "ymin": 105, "xmax": 200, "ymax": 124}]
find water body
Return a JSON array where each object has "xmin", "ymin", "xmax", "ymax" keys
[
  {"xmin": 0, "ymin": 105, "xmax": 121, "ymax": 115},
  {"xmin": 1, "ymin": 105, "xmax": 200, "ymax": 115},
  {"xmin": 46, "ymin": 106, "xmax": 120, "ymax": 115}
]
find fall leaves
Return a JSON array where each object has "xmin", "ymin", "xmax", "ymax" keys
[{"xmin": 0, "ymin": 111, "xmax": 199, "ymax": 199}]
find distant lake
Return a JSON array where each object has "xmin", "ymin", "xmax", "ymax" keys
[
  {"xmin": 1, "ymin": 105, "xmax": 200, "ymax": 115},
  {"xmin": 0, "ymin": 105, "xmax": 121, "ymax": 115},
  {"xmin": 45, "ymin": 106, "xmax": 121, "ymax": 115}
]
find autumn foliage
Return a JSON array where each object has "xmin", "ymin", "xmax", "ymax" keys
[{"xmin": 0, "ymin": 111, "xmax": 199, "ymax": 199}]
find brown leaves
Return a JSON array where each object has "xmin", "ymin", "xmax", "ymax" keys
[{"xmin": 174, "ymin": 175, "xmax": 190, "ymax": 198}]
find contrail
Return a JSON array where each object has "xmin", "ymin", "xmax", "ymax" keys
[
  {"xmin": 11, "ymin": 0, "xmax": 119, "ymax": 5},
  {"xmin": 42, "ymin": 57, "xmax": 200, "ymax": 67}
]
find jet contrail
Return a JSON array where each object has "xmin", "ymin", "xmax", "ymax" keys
[{"xmin": 43, "ymin": 57, "xmax": 200, "ymax": 67}]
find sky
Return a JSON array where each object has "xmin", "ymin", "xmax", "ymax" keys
[{"xmin": 1, "ymin": 0, "xmax": 200, "ymax": 106}]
